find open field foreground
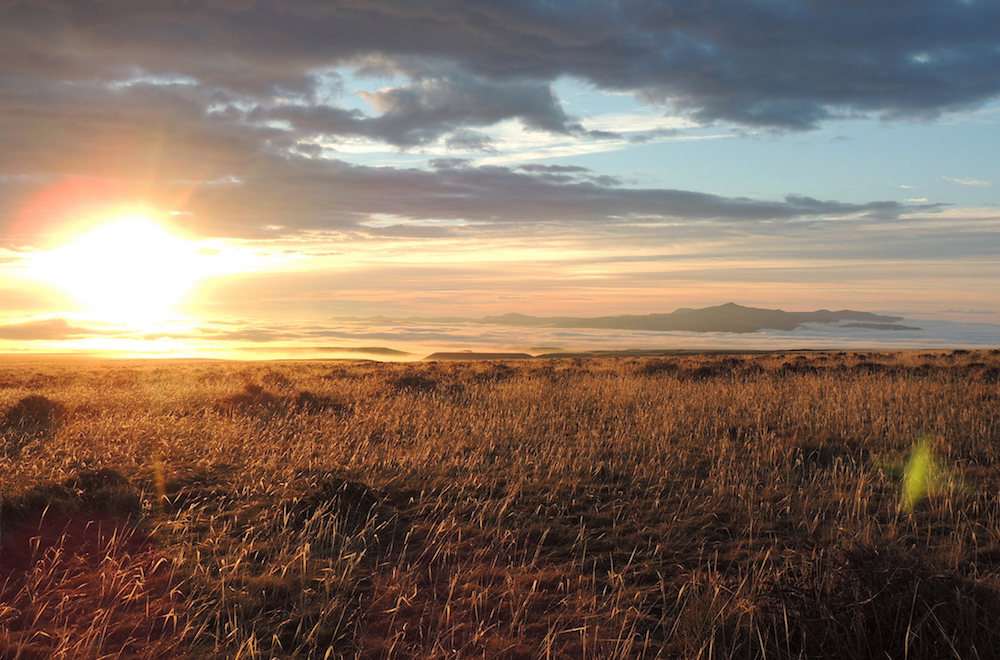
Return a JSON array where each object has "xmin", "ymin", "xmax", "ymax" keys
[{"xmin": 2, "ymin": 350, "xmax": 1000, "ymax": 659}]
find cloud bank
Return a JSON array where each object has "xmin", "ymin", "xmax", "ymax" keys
[
  {"xmin": 3, "ymin": 0, "xmax": 999, "ymax": 132},
  {"xmin": 1, "ymin": 1, "xmax": 996, "ymax": 245}
]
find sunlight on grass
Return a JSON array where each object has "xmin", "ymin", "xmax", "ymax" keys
[{"xmin": 1, "ymin": 350, "xmax": 999, "ymax": 657}]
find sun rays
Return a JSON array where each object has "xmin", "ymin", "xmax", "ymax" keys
[
  {"xmin": 26, "ymin": 213, "xmax": 204, "ymax": 324},
  {"xmin": 23, "ymin": 210, "xmax": 271, "ymax": 330}
]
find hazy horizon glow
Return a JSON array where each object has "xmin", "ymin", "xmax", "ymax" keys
[{"xmin": 1, "ymin": 2, "xmax": 998, "ymax": 355}]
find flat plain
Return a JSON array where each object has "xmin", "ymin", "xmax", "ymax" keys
[{"xmin": 1, "ymin": 349, "xmax": 999, "ymax": 659}]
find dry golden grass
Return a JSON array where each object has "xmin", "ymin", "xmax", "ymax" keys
[{"xmin": 1, "ymin": 349, "xmax": 999, "ymax": 658}]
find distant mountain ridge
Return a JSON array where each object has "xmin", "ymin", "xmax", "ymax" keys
[{"xmin": 475, "ymin": 303, "xmax": 917, "ymax": 334}]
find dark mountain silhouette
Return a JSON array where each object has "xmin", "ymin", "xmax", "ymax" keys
[{"xmin": 478, "ymin": 303, "xmax": 917, "ymax": 334}]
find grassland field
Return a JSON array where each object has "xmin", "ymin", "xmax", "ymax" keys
[{"xmin": 1, "ymin": 349, "xmax": 999, "ymax": 659}]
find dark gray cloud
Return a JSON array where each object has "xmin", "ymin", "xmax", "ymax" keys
[
  {"xmin": 444, "ymin": 130, "xmax": 496, "ymax": 152},
  {"xmin": 258, "ymin": 69, "xmax": 608, "ymax": 146},
  {"xmin": 354, "ymin": 73, "xmax": 579, "ymax": 142},
  {"xmin": 1, "ymin": 0, "xmax": 998, "ymax": 135},
  {"xmin": 0, "ymin": 0, "xmax": 984, "ymax": 246}
]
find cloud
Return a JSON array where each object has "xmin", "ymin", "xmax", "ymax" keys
[
  {"xmin": 0, "ymin": 317, "xmax": 118, "ymax": 340},
  {"xmin": 261, "ymin": 72, "xmax": 587, "ymax": 147},
  {"xmin": 0, "ymin": 1, "xmax": 988, "ymax": 249},
  {"xmin": 357, "ymin": 74, "xmax": 580, "ymax": 143},
  {"xmin": 214, "ymin": 158, "xmax": 941, "ymax": 236},
  {"xmin": 1, "ymin": 0, "xmax": 998, "ymax": 141},
  {"xmin": 0, "ymin": 134, "xmax": 944, "ymax": 245},
  {"xmin": 445, "ymin": 130, "xmax": 496, "ymax": 152},
  {"xmin": 943, "ymin": 176, "xmax": 991, "ymax": 186}
]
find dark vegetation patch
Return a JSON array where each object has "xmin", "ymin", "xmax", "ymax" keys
[
  {"xmin": 282, "ymin": 473, "xmax": 406, "ymax": 549},
  {"xmin": 260, "ymin": 368, "xmax": 293, "ymax": 389},
  {"xmin": 638, "ymin": 358, "xmax": 680, "ymax": 376},
  {"xmin": 2, "ymin": 394, "xmax": 65, "ymax": 435},
  {"xmin": 678, "ymin": 362, "xmax": 739, "ymax": 381},
  {"xmin": 217, "ymin": 384, "xmax": 351, "ymax": 418},
  {"xmin": 218, "ymin": 383, "xmax": 281, "ymax": 414},
  {"xmin": 778, "ymin": 361, "xmax": 824, "ymax": 375},
  {"xmin": 356, "ymin": 479, "xmax": 630, "ymax": 659},
  {"xmin": 22, "ymin": 374, "xmax": 59, "ymax": 389},
  {"xmin": 292, "ymin": 389, "xmax": 351, "ymax": 415},
  {"xmin": 968, "ymin": 363, "xmax": 1000, "ymax": 383},
  {"xmin": 849, "ymin": 360, "xmax": 900, "ymax": 375},
  {"xmin": 161, "ymin": 466, "xmax": 239, "ymax": 514},
  {"xmin": 640, "ymin": 357, "xmax": 767, "ymax": 379},
  {"xmin": 677, "ymin": 364, "xmax": 721, "ymax": 381},
  {"xmin": 0, "ymin": 468, "xmax": 142, "ymax": 533},
  {"xmin": 755, "ymin": 543, "xmax": 1000, "ymax": 658},
  {"xmin": 0, "ymin": 469, "xmax": 183, "ymax": 658},
  {"xmin": 1, "ymin": 395, "xmax": 65, "ymax": 456},
  {"xmin": 790, "ymin": 440, "xmax": 871, "ymax": 476},
  {"xmin": 472, "ymin": 362, "xmax": 517, "ymax": 382},
  {"xmin": 390, "ymin": 372, "xmax": 439, "ymax": 394}
]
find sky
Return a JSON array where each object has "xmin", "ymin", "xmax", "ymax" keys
[{"xmin": 1, "ymin": 1, "xmax": 998, "ymax": 354}]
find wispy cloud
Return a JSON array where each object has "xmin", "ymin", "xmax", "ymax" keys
[
  {"xmin": 0, "ymin": 317, "xmax": 119, "ymax": 341},
  {"xmin": 579, "ymin": 113, "xmax": 697, "ymax": 134},
  {"xmin": 1, "ymin": 147, "xmax": 940, "ymax": 247},
  {"xmin": 472, "ymin": 126, "xmax": 735, "ymax": 166},
  {"xmin": 943, "ymin": 176, "xmax": 991, "ymax": 186}
]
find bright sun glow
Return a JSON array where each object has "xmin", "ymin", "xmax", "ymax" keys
[{"xmin": 28, "ymin": 213, "xmax": 214, "ymax": 325}]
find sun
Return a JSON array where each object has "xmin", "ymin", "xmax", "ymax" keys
[{"xmin": 27, "ymin": 212, "xmax": 208, "ymax": 325}]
